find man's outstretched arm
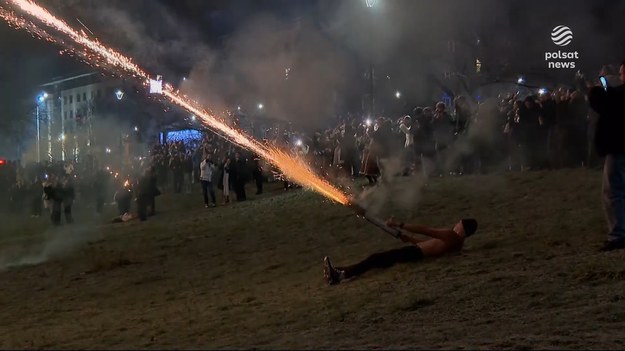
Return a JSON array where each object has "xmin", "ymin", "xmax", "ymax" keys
[
  {"xmin": 397, "ymin": 232, "xmax": 430, "ymax": 246},
  {"xmin": 387, "ymin": 217, "xmax": 458, "ymax": 243}
]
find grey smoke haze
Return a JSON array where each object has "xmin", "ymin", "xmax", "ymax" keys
[
  {"xmin": 355, "ymin": 156, "xmax": 427, "ymax": 217},
  {"xmin": 30, "ymin": 0, "xmax": 625, "ymax": 132},
  {"xmin": 181, "ymin": 15, "xmax": 357, "ymax": 130},
  {"xmin": 0, "ymin": 223, "xmax": 102, "ymax": 270}
]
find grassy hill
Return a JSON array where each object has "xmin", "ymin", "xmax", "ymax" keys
[{"xmin": 1, "ymin": 169, "xmax": 625, "ymax": 349}]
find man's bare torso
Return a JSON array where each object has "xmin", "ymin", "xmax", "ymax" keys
[{"xmin": 417, "ymin": 231, "xmax": 464, "ymax": 257}]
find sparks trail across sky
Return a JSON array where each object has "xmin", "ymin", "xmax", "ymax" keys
[{"xmin": 0, "ymin": 0, "xmax": 350, "ymax": 205}]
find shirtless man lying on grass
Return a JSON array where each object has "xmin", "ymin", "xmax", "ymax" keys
[{"xmin": 323, "ymin": 217, "xmax": 478, "ymax": 285}]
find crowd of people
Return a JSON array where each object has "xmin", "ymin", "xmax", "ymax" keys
[
  {"xmin": 0, "ymin": 72, "xmax": 607, "ymax": 227},
  {"xmin": 285, "ymin": 85, "xmax": 598, "ymax": 186}
]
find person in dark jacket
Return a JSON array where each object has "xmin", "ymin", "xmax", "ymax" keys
[
  {"xmin": 588, "ymin": 60, "xmax": 625, "ymax": 251},
  {"xmin": 252, "ymin": 155, "xmax": 264, "ymax": 195},
  {"xmin": 170, "ymin": 153, "xmax": 185, "ymax": 194},
  {"xmin": 136, "ymin": 168, "xmax": 159, "ymax": 221},
  {"xmin": 30, "ymin": 177, "xmax": 43, "ymax": 217},
  {"xmin": 44, "ymin": 175, "xmax": 63, "ymax": 226},
  {"xmin": 229, "ymin": 152, "xmax": 247, "ymax": 201},
  {"xmin": 114, "ymin": 179, "xmax": 133, "ymax": 215},
  {"xmin": 61, "ymin": 175, "xmax": 75, "ymax": 224}
]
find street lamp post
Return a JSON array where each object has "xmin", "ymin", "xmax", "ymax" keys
[
  {"xmin": 115, "ymin": 89, "xmax": 124, "ymax": 170},
  {"xmin": 365, "ymin": 0, "xmax": 377, "ymax": 118},
  {"xmin": 35, "ymin": 92, "xmax": 48, "ymax": 163},
  {"xmin": 36, "ymin": 105, "xmax": 41, "ymax": 163}
]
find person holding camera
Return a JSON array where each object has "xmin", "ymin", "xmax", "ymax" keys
[{"xmin": 589, "ymin": 61, "xmax": 625, "ymax": 251}]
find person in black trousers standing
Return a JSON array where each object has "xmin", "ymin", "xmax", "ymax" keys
[{"xmin": 589, "ymin": 61, "xmax": 625, "ymax": 251}]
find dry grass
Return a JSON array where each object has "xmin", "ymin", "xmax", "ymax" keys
[{"xmin": 1, "ymin": 169, "xmax": 625, "ymax": 349}]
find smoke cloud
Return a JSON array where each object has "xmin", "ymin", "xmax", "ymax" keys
[
  {"xmin": 181, "ymin": 15, "xmax": 358, "ymax": 131},
  {"xmin": 29, "ymin": 0, "xmax": 625, "ymax": 129},
  {"xmin": 355, "ymin": 155, "xmax": 427, "ymax": 217},
  {"xmin": 0, "ymin": 223, "xmax": 102, "ymax": 270}
]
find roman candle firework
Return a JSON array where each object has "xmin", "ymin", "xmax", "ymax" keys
[
  {"xmin": 349, "ymin": 202, "xmax": 402, "ymax": 239},
  {"xmin": 0, "ymin": 0, "xmax": 402, "ymax": 238}
]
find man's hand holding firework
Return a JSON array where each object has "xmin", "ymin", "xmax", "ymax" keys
[{"xmin": 386, "ymin": 216, "xmax": 401, "ymax": 228}]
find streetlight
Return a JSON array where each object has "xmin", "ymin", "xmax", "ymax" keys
[
  {"xmin": 395, "ymin": 91, "xmax": 401, "ymax": 99},
  {"xmin": 191, "ymin": 114, "xmax": 196, "ymax": 121},
  {"xmin": 115, "ymin": 90, "xmax": 124, "ymax": 100},
  {"xmin": 365, "ymin": 0, "xmax": 376, "ymax": 118},
  {"xmin": 134, "ymin": 126, "xmax": 139, "ymax": 132},
  {"xmin": 258, "ymin": 103, "xmax": 264, "ymax": 110},
  {"xmin": 237, "ymin": 106, "xmax": 241, "ymax": 111},
  {"xmin": 517, "ymin": 76, "xmax": 525, "ymax": 85},
  {"xmin": 538, "ymin": 88, "xmax": 547, "ymax": 95},
  {"xmin": 35, "ymin": 92, "xmax": 48, "ymax": 163}
]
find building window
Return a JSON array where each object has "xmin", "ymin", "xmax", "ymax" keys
[
  {"xmin": 77, "ymin": 94, "xmax": 81, "ymax": 103},
  {"xmin": 70, "ymin": 110, "xmax": 73, "ymax": 119},
  {"xmin": 476, "ymin": 59, "xmax": 482, "ymax": 73},
  {"xmin": 83, "ymin": 92, "xmax": 87, "ymax": 101},
  {"xmin": 69, "ymin": 96, "xmax": 73, "ymax": 104},
  {"xmin": 64, "ymin": 111, "xmax": 68, "ymax": 120},
  {"xmin": 64, "ymin": 96, "xmax": 67, "ymax": 105},
  {"xmin": 447, "ymin": 40, "xmax": 456, "ymax": 53}
]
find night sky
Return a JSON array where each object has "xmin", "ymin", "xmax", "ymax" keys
[
  {"xmin": 0, "ymin": 0, "xmax": 323, "ymax": 99},
  {"xmin": 1, "ymin": 0, "xmax": 624, "ymax": 144}
]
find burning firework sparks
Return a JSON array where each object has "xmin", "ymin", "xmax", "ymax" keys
[
  {"xmin": 1, "ymin": 0, "xmax": 350, "ymax": 206},
  {"xmin": 1, "ymin": 0, "xmax": 149, "ymax": 78}
]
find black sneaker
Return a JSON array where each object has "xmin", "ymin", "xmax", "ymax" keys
[
  {"xmin": 599, "ymin": 238, "xmax": 625, "ymax": 252},
  {"xmin": 323, "ymin": 256, "xmax": 343, "ymax": 285}
]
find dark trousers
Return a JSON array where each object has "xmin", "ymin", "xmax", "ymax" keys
[
  {"xmin": 117, "ymin": 198, "xmax": 131, "ymax": 215},
  {"xmin": 32, "ymin": 196, "xmax": 42, "ymax": 216},
  {"xmin": 173, "ymin": 172, "xmax": 184, "ymax": 193},
  {"xmin": 603, "ymin": 154, "xmax": 625, "ymax": 241},
  {"xmin": 234, "ymin": 181, "xmax": 246, "ymax": 201},
  {"xmin": 201, "ymin": 180, "xmax": 216, "ymax": 205},
  {"xmin": 338, "ymin": 246, "xmax": 424, "ymax": 279},
  {"xmin": 343, "ymin": 151, "xmax": 359, "ymax": 177},
  {"xmin": 51, "ymin": 200, "xmax": 62, "ymax": 226},
  {"xmin": 137, "ymin": 196, "xmax": 149, "ymax": 221},
  {"xmin": 254, "ymin": 173, "xmax": 263, "ymax": 194},
  {"xmin": 64, "ymin": 200, "xmax": 73, "ymax": 224}
]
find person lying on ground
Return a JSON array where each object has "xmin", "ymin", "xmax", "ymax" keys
[{"xmin": 323, "ymin": 217, "xmax": 478, "ymax": 285}]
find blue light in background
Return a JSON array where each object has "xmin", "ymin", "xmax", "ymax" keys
[{"xmin": 165, "ymin": 129, "xmax": 203, "ymax": 144}]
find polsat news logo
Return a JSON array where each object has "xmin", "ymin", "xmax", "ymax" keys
[{"xmin": 545, "ymin": 25, "xmax": 579, "ymax": 69}]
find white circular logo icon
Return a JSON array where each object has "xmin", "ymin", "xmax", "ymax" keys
[{"xmin": 551, "ymin": 25, "xmax": 573, "ymax": 46}]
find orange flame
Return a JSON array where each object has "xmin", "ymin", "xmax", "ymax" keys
[{"xmin": 1, "ymin": 0, "xmax": 350, "ymax": 205}]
